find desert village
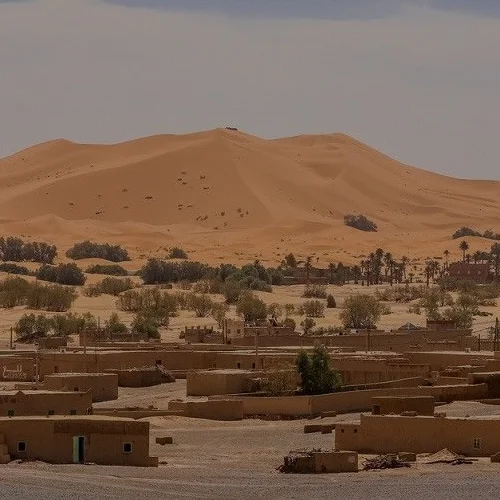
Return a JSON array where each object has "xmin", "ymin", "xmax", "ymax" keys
[{"xmin": 2, "ymin": 236, "xmax": 500, "ymax": 480}]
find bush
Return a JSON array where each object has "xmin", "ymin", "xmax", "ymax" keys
[
  {"xmin": 26, "ymin": 283, "xmax": 77, "ymax": 312},
  {"xmin": 85, "ymin": 264, "xmax": 128, "ymax": 276},
  {"xmin": 302, "ymin": 285, "xmax": 327, "ymax": 299},
  {"xmin": 0, "ymin": 263, "xmax": 32, "ymax": 276},
  {"xmin": 222, "ymin": 280, "xmax": 242, "ymax": 304},
  {"xmin": 36, "ymin": 263, "xmax": 86, "ymax": 286},
  {"xmin": 326, "ymin": 294, "xmax": 336, "ymax": 308},
  {"xmin": 236, "ymin": 292, "xmax": 267, "ymax": 322},
  {"xmin": 168, "ymin": 247, "xmax": 188, "ymax": 259},
  {"xmin": 96, "ymin": 277, "xmax": 134, "ymax": 296},
  {"xmin": 14, "ymin": 314, "xmax": 51, "ymax": 342},
  {"xmin": 131, "ymin": 311, "xmax": 161, "ymax": 339},
  {"xmin": 117, "ymin": 288, "xmax": 178, "ymax": 320},
  {"xmin": 300, "ymin": 317, "xmax": 316, "ymax": 334},
  {"xmin": 66, "ymin": 241, "xmax": 130, "ymax": 262},
  {"xmin": 261, "ymin": 362, "xmax": 298, "ymax": 396},
  {"xmin": 105, "ymin": 312, "xmax": 128, "ymax": 334},
  {"xmin": 344, "ymin": 214, "xmax": 377, "ymax": 232},
  {"xmin": 0, "ymin": 237, "xmax": 57, "ymax": 264},
  {"xmin": 0, "ymin": 277, "xmax": 31, "ymax": 308},
  {"xmin": 139, "ymin": 259, "xmax": 209, "ymax": 284},
  {"xmin": 452, "ymin": 227, "xmax": 481, "ymax": 239},
  {"xmin": 302, "ymin": 300, "xmax": 325, "ymax": 318},
  {"xmin": 211, "ymin": 302, "xmax": 229, "ymax": 329},
  {"xmin": 296, "ymin": 345, "xmax": 341, "ymax": 395},
  {"xmin": 284, "ymin": 303, "xmax": 296, "ymax": 316},
  {"xmin": 187, "ymin": 293, "xmax": 213, "ymax": 317},
  {"xmin": 340, "ymin": 294, "xmax": 383, "ymax": 329},
  {"xmin": 0, "ymin": 277, "xmax": 77, "ymax": 311},
  {"xmin": 283, "ymin": 317, "xmax": 296, "ymax": 330}
]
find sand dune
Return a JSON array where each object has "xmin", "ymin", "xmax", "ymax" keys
[{"xmin": 0, "ymin": 128, "xmax": 499, "ymax": 264}]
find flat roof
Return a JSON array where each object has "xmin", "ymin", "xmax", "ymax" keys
[
  {"xmin": 44, "ymin": 372, "xmax": 116, "ymax": 377},
  {"xmin": 0, "ymin": 390, "xmax": 90, "ymax": 396},
  {"xmin": 0, "ymin": 415, "xmax": 140, "ymax": 422}
]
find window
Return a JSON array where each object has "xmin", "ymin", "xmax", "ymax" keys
[
  {"xmin": 48, "ymin": 410, "xmax": 55, "ymax": 416},
  {"xmin": 236, "ymin": 362, "xmax": 241, "ymax": 369},
  {"xmin": 236, "ymin": 329, "xmax": 241, "ymax": 335},
  {"xmin": 473, "ymin": 438, "xmax": 481, "ymax": 449},
  {"xmin": 7, "ymin": 410, "xmax": 14, "ymax": 417},
  {"xmin": 54, "ymin": 366, "xmax": 59, "ymax": 373},
  {"xmin": 17, "ymin": 441, "xmax": 26, "ymax": 452},
  {"xmin": 340, "ymin": 429, "xmax": 344, "ymax": 433},
  {"xmin": 251, "ymin": 363, "xmax": 256, "ymax": 369},
  {"xmin": 70, "ymin": 410, "xmax": 77, "ymax": 415},
  {"xmin": 123, "ymin": 442, "xmax": 133, "ymax": 454},
  {"xmin": 156, "ymin": 360, "xmax": 162, "ymax": 365},
  {"xmin": 354, "ymin": 429, "xmax": 358, "ymax": 434},
  {"xmin": 74, "ymin": 387, "xmax": 79, "ymax": 392}
]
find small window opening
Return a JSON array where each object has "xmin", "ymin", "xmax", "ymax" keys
[
  {"xmin": 17, "ymin": 441, "xmax": 26, "ymax": 452},
  {"xmin": 123, "ymin": 442, "xmax": 133, "ymax": 453}
]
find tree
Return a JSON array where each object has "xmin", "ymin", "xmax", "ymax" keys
[
  {"xmin": 459, "ymin": 240, "xmax": 469, "ymax": 262},
  {"xmin": 105, "ymin": 312, "xmax": 128, "ymax": 334},
  {"xmin": 211, "ymin": 302, "xmax": 229, "ymax": 329},
  {"xmin": 300, "ymin": 317, "xmax": 316, "ymax": 335},
  {"xmin": 221, "ymin": 280, "xmax": 242, "ymax": 304},
  {"xmin": 236, "ymin": 292, "xmax": 267, "ymax": 322},
  {"xmin": 491, "ymin": 243, "xmax": 500, "ymax": 280},
  {"xmin": 340, "ymin": 294, "xmax": 383, "ymax": 330},
  {"xmin": 168, "ymin": 247, "xmax": 188, "ymax": 259},
  {"xmin": 187, "ymin": 293, "xmax": 213, "ymax": 317},
  {"xmin": 296, "ymin": 345, "xmax": 341, "ymax": 395},
  {"xmin": 326, "ymin": 294, "xmax": 336, "ymax": 308},
  {"xmin": 284, "ymin": 253, "xmax": 297, "ymax": 268}
]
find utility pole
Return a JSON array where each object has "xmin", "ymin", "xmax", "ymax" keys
[
  {"xmin": 10, "ymin": 327, "xmax": 13, "ymax": 350},
  {"xmin": 494, "ymin": 317, "xmax": 500, "ymax": 352}
]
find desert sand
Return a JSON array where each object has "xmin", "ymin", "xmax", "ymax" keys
[{"xmin": 0, "ymin": 128, "xmax": 499, "ymax": 265}]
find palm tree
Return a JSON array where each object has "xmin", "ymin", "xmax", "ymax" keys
[
  {"xmin": 491, "ymin": 243, "xmax": 500, "ymax": 281},
  {"xmin": 352, "ymin": 265, "xmax": 361, "ymax": 285},
  {"xmin": 473, "ymin": 251, "xmax": 482, "ymax": 264},
  {"xmin": 304, "ymin": 256, "xmax": 312, "ymax": 285},
  {"xmin": 401, "ymin": 256, "xmax": 409, "ymax": 282},
  {"xmin": 328, "ymin": 263, "xmax": 335, "ymax": 284},
  {"xmin": 459, "ymin": 241, "xmax": 469, "ymax": 262}
]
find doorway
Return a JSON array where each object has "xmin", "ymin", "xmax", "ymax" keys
[{"xmin": 72, "ymin": 436, "xmax": 85, "ymax": 464}]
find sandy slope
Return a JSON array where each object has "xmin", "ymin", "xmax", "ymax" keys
[{"xmin": 0, "ymin": 128, "xmax": 499, "ymax": 264}]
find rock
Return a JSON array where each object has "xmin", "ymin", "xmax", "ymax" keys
[
  {"xmin": 156, "ymin": 437, "xmax": 173, "ymax": 445},
  {"xmin": 398, "ymin": 452, "xmax": 417, "ymax": 462},
  {"xmin": 490, "ymin": 452, "xmax": 500, "ymax": 463}
]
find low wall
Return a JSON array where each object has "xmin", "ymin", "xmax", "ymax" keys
[
  {"xmin": 168, "ymin": 400, "xmax": 243, "ymax": 421},
  {"xmin": 217, "ymin": 383, "xmax": 489, "ymax": 417},
  {"xmin": 187, "ymin": 370, "xmax": 256, "ymax": 396},
  {"xmin": 93, "ymin": 408, "xmax": 176, "ymax": 419},
  {"xmin": 372, "ymin": 396, "xmax": 435, "ymax": 416},
  {"xmin": 44, "ymin": 373, "xmax": 118, "ymax": 402}
]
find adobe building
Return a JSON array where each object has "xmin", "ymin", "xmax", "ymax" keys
[
  {"xmin": 371, "ymin": 396, "xmax": 435, "ymax": 416},
  {"xmin": 107, "ymin": 366, "xmax": 175, "ymax": 387},
  {"xmin": 184, "ymin": 326, "xmax": 224, "ymax": 344},
  {"xmin": 335, "ymin": 414, "xmax": 500, "ymax": 457},
  {"xmin": 44, "ymin": 373, "xmax": 118, "ymax": 402},
  {"xmin": 448, "ymin": 262, "xmax": 492, "ymax": 284},
  {"xmin": 36, "ymin": 337, "xmax": 68, "ymax": 350},
  {"xmin": 0, "ymin": 416, "xmax": 157, "ymax": 466},
  {"xmin": 187, "ymin": 369, "xmax": 258, "ymax": 396},
  {"xmin": 0, "ymin": 390, "xmax": 92, "ymax": 416}
]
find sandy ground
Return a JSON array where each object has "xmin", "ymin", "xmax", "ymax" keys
[
  {"xmin": 2, "ymin": 400, "xmax": 500, "ymax": 499},
  {"xmin": 1, "ymin": 128, "xmax": 499, "ymax": 265}
]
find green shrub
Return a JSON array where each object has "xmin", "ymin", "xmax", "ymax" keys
[
  {"xmin": 15, "ymin": 314, "xmax": 51, "ymax": 342},
  {"xmin": 186, "ymin": 293, "xmax": 213, "ymax": 317},
  {"xmin": 302, "ymin": 300, "xmax": 325, "ymax": 318},
  {"xmin": 66, "ymin": 241, "xmax": 130, "ymax": 262},
  {"xmin": 0, "ymin": 277, "xmax": 31, "ymax": 308},
  {"xmin": 302, "ymin": 285, "xmax": 327, "ymax": 299},
  {"xmin": 236, "ymin": 292, "xmax": 267, "ymax": 322},
  {"xmin": 296, "ymin": 346, "xmax": 341, "ymax": 395},
  {"xmin": 85, "ymin": 264, "xmax": 128, "ymax": 276},
  {"xmin": 168, "ymin": 247, "xmax": 188, "ymax": 259},
  {"xmin": 0, "ymin": 237, "xmax": 56, "ymax": 264},
  {"xmin": 26, "ymin": 283, "xmax": 77, "ymax": 312},
  {"xmin": 326, "ymin": 295, "xmax": 336, "ymax": 308},
  {"xmin": 340, "ymin": 294, "xmax": 383, "ymax": 329},
  {"xmin": 97, "ymin": 277, "xmax": 134, "ymax": 296},
  {"xmin": 344, "ymin": 214, "xmax": 377, "ymax": 232},
  {"xmin": 36, "ymin": 263, "xmax": 86, "ymax": 286},
  {"xmin": 0, "ymin": 263, "xmax": 32, "ymax": 276}
]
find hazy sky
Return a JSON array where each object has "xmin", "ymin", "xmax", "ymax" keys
[{"xmin": 1, "ymin": 0, "xmax": 499, "ymax": 179}]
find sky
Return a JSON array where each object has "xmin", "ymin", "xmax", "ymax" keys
[{"xmin": 0, "ymin": 0, "xmax": 499, "ymax": 179}]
